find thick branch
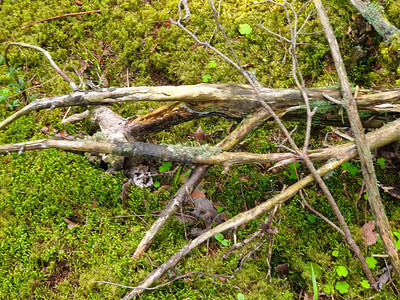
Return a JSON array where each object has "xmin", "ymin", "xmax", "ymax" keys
[
  {"xmin": 2, "ymin": 116, "xmax": 400, "ymax": 166},
  {"xmin": 1, "ymin": 84, "xmax": 399, "ymax": 131}
]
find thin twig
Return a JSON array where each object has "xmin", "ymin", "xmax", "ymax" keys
[
  {"xmin": 5, "ymin": 43, "xmax": 78, "ymax": 91},
  {"xmin": 21, "ymin": 10, "xmax": 101, "ymax": 30}
]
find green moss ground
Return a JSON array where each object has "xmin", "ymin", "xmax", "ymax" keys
[{"xmin": 1, "ymin": 0, "xmax": 400, "ymax": 299}]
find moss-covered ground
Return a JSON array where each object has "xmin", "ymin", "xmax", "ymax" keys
[{"xmin": 1, "ymin": 0, "xmax": 400, "ymax": 299}]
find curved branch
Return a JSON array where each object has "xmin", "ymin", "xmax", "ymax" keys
[{"xmin": 5, "ymin": 42, "xmax": 78, "ymax": 91}]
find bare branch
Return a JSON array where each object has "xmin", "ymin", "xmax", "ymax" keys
[{"xmin": 5, "ymin": 42, "xmax": 78, "ymax": 91}]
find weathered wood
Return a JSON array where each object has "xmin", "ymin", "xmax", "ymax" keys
[
  {"xmin": 1, "ymin": 84, "xmax": 400, "ymax": 131},
  {"xmin": 315, "ymin": 0, "xmax": 400, "ymax": 279},
  {"xmin": 1, "ymin": 117, "xmax": 400, "ymax": 167}
]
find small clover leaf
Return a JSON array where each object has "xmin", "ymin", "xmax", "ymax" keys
[
  {"xmin": 159, "ymin": 162, "xmax": 172, "ymax": 173},
  {"xmin": 336, "ymin": 266, "xmax": 348, "ymax": 278},
  {"xmin": 307, "ymin": 214, "xmax": 316, "ymax": 223},
  {"xmin": 208, "ymin": 60, "xmax": 217, "ymax": 68},
  {"xmin": 335, "ymin": 281, "xmax": 349, "ymax": 294},
  {"xmin": 221, "ymin": 239, "xmax": 229, "ymax": 246},
  {"xmin": 237, "ymin": 293, "xmax": 245, "ymax": 300},
  {"xmin": 366, "ymin": 257, "xmax": 377, "ymax": 269},
  {"xmin": 377, "ymin": 157, "xmax": 386, "ymax": 169},
  {"xmin": 361, "ymin": 280, "xmax": 370, "ymax": 288},
  {"xmin": 332, "ymin": 250, "xmax": 339, "ymax": 257},
  {"xmin": 216, "ymin": 206, "xmax": 224, "ymax": 213},
  {"xmin": 153, "ymin": 181, "xmax": 160, "ymax": 188},
  {"xmin": 323, "ymin": 284, "xmax": 334, "ymax": 295},
  {"xmin": 214, "ymin": 233, "xmax": 224, "ymax": 242},
  {"xmin": 202, "ymin": 74, "xmax": 212, "ymax": 82},
  {"xmin": 239, "ymin": 24, "xmax": 252, "ymax": 35}
]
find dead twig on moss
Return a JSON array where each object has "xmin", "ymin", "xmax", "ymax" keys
[
  {"xmin": 21, "ymin": 10, "xmax": 101, "ymax": 30},
  {"xmin": 5, "ymin": 42, "xmax": 78, "ymax": 91}
]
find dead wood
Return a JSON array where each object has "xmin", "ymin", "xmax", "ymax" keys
[
  {"xmin": 1, "ymin": 84, "xmax": 400, "ymax": 132},
  {"xmin": 132, "ymin": 109, "xmax": 271, "ymax": 260},
  {"xmin": 314, "ymin": 0, "xmax": 400, "ymax": 278},
  {"xmin": 349, "ymin": 0, "xmax": 399, "ymax": 41},
  {"xmin": 121, "ymin": 156, "xmax": 350, "ymax": 298}
]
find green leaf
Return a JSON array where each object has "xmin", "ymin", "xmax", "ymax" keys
[
  {"xmin": 336, "ymin": 266, "xmax": 348, "ymax": 277},
  {"xmin": 361, "ymin": 280, "xmax": 370, "ymax": 288},
  {"xmin": 208, "ymin": 60, "xmax": 217, "ymax": 68},
  {"xmin": 366, "ymin": 257, "xmax": 378, "ymax": 269},
  {"xmin": 202, "ymin": 74, "xmax": 212, "ymax": 82},
  {"xmin": 323, "ymin": 284, "xmax": 334, "ymax": 295},
  {"xmin": 237, "ymin": 293, "xmax": 245, "ymax": 300},
  {"xmin": 239, "ymin": 24, "xmax": 252, "ymax": 35},
  {"xmin": 153, "ymin": 181, "xmax": 160, "ymax": 188},
  {"xmin": 159, "ymin": 162, "xmax": 172, "ymax": 173},
  {"xmin": 0, "ymin": 55, "xmax": 4, "ymax": 65},
  {"xmin": 303, "ymin": 262, "xmax": 322, "ymax": 279},
  {"xmin": 332, "ymin": 250, "xmax": 339, "ymax": 257},
  {"xmin": 311, "ymin": 264, "xmax": 318, "ymax": 300},
  {"xmin": 335, "ymin": 281, "xmax": 349, "ymax": 294},
  {"xmin": 221, "ymin": 239, "xmax": 229, "ymax": 246},
  {"xmin": 214, "ymin": 233, "xmax": 224, "ymax": 241},
  {"xmin": 377, "ymin": 157, "xmax": 386, "ymax": 169},
  {"xmin": 341, "ymin": 162, "xmax": 359, "ymax": 176},
  {"xmin": 216, "ymin": 206, "xmax": 224, "ymax": 213},
  {"xmin": 307, "ymin": 214, "xmax": 316, "ymax": 223}
]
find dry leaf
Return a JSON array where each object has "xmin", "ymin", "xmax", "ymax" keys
[
  {"xmin": 62, "ymin": 217, "xmax": 77, "ymax": 229},
  {"xmin": 75, "ymin": 0, "xmax": 83, "ymax": 5},
  {"xmin": 195, "ymin": 126, "xmax": 210, "ymax": 141},
  {"xmin": 361, "ymin": 220, "xmax": 378, "ymax": 247},
  {"xmin": 40, "ymin": 126, "xmax": 49, "ymax": 134},
  {"xmin": 190, "ymin": 190, "xmax": 205, "ymax": 198}
]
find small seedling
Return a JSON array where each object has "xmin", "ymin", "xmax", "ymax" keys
[
  {"xmin": 238, "ymin": 24, "xmax": 252, "ymax": 36},
  {"xmin": 361, "ymin": 280, "xmax": 370, "ymax": 288},
  {"xmin": 214, "ymin": 233, "xmax": 229, "ymax": 246},
  {"xmin": 335, "ymin": 281, "xmax": 349, "ymax": 294},
  {"xmin": 208, "ymin": 60, "xmax": 217, "ymax": 68},
  {"xmin": 323, "ymin": 284, "xmax": 334, "ymax": 295},
  {"xmin": 393, "ymin": 232, "xmax": 400, "ymax": 250},
  {"xmin": 376, "ymin": 157, "xmax": 386, "ymax": 169},
  {"xmin": 237, "ymin": 293, "xmax": 245, "ymax": 300},
  {"xmin": 307, "ymin": 214, "xmax": 316, "ymax": 223},
  {"xmin": 366, "ymin": 257, "xmax": 377, "ymax": 269},
  {"xmin": 336, "ymin": 266, "xmax": 348, "ymax": 278},
  {"xmin": 159, "ymin": 162, "xmax": 172, "ymax": 173},
  {"xmin": 216, "ymin": 206, "xmax": 224, "ymax": 213},
  {"xmin": 202, "ymin": 74, "xmax": 212, "ymax": 82},
  {"xmin": 153, "ymin": 181, "xmax": 160, "ymax": 188},
  {"xmin": 341, "ymin": 162, "xmax": 359, "ymax": 176},
  {"xmin": 287, "ymin": 162, "xmax": 299, "ymax": 180},
  {"xmin": 332, "ymin": 250, "xmax": 339, "ymax": 257}
]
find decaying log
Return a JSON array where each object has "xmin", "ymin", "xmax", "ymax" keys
[
  {"xmin": 1, "ymin": 84, "xmax": 400, "ymax": 131},
  {"xmin": 1, "ymin": 118, "xmax": 400, "ymax": 167}
]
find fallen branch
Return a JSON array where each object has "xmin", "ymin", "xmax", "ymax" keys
[
  {"xmin": 1, "ymin": 84, "xmax": 400, "ymax": 131},
  {"xmin": 21, "ymin": 10, "xmax": 101, "ymax": 30},
  {"xmin": 2, "ymin": 117, "xmax": 399, "ymax": 167},
  {"xmin": 314, "ymin": 0, "xmax": 400, "ymax": 279}
]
